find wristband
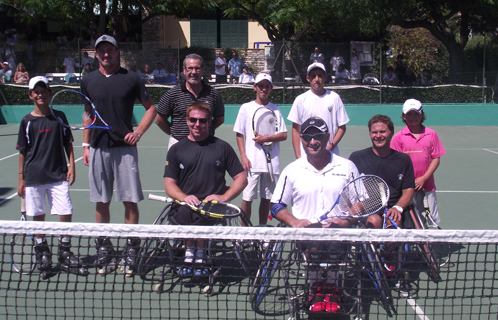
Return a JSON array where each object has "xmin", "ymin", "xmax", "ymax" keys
[
  {"xmin": 133, "ymin": 131, "xmax": 141, "ymax": 138},
  {"xmin": 82, "ymin": 143, "xmax": 91, "ymax": 147},
  {"xmin": 270, "ymin": 203, "xmax": 287, "ymax": 218},
  {"xmin": 392, "ymin": 205, "xmax": 404, "ymax": 214}
]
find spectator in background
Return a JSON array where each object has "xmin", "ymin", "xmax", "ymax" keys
[
  {"xmin": 228, "ymin": 51, "xmax": 244, "ymax": 84},
  {"xmin": 0, "ymin": 61, "xmax": 13, "ymax": 83},
  {"xmin": 403, "ymin": 66, "xmax": 417, "ymax": 86},
  {"xmin": 63, "ymin": 50, "xmax": 77, "ymax": 74},
  {"xmin": 383, "ymin": 67, "xmax": 398, "ymax": 85},
  {"xmin": 165, "ymin": 57, "xmax": 178, "ymax": 74},
  {"xmin": 418, "ymin": 69, "xmax": 434, "ymax": 86},
  {"xmin": 350, "ymin": 49, "xmax": 361, "ymax": 85},
  {"xmin": 393, "ymin": 54, "xmax": 406, "ymax": 84},
  {"xmin": 82, "ymin": 63, "xmax": 92, "ymax": 76},
  {"xmin": 329, "ymin": 50, "xmax": 345, "ymax": 76},
  {"xmin": 130, "ymin": 64, "xmax": 142, "ymax": 76},
  {"xmin": 238, "ymin": 66, "xmax": 255, "ymax": 84},
  {"xmin": 81, "ymin": 52, "xmax": 94, "ymax": 71},
  {"xmin": 14, "ymin": 62, "xmax": 29, "ymax": 84},
  {"xmin": 310, "ymin": 47, "xmax": 325, "ymax": 64},
  {"xmin": 152, "ymin": 62, "xmax": 167, "ymax": 81},
  {"xmin": 5, "ymin": 39, "xmax": 16, "ymax": 70},
  {"xmin": 215, "ymin": 51, "xmax": 228, "ymax": 84},
  {"xmin": 141, "ymin": 64, "xmax": 153, "ymax": 84},
  {"xmin": 334, "ymin": 63, "xmax": 351, "ymax": 85}
]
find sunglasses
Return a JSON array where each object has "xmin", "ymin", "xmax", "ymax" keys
[
  {"xmin": 301, "ymin": 133, "xmax": 326, "ymax": 142},
  {"xmin": 188, "ymin": 117, "xmax": 208, "ymax": 124}
]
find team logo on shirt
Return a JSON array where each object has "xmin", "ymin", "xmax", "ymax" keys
[
  {"xmin": 165, "ymin": 161, "xmax": 169, "ymax": 166},
  {"xmin": 398, "ymin": 174, "xmax": 404, "ymax": 181},
  {"xmin": 328, "ymin": 107, "xmax": 333, "ymax": 112},
  {"xmin": 215, "ymin": 160, "xmax": 221, "ymax": 167},
  {"xmin": 179, "ymin": 164, "xmax": 184, "ymax": 169}
]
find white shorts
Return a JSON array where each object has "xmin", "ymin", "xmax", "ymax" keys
[
  {"xmin": 25, "ymin": 181, "xmax": 72, "ymax": 217},
  {"xmin": 411, "ymin": 191, "xmax": 441, "ymax": 225},
  {"xmin": 242, "ymin": 172, "xmax": 278, "ymax": 202}
]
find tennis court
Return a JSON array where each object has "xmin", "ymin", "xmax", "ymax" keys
[{"xmin": 1, "ymin": 110, "xmax": 498, "ymax": 319}]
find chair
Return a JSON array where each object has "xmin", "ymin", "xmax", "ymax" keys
[
  {"xmin": 65, "ymin": 73, "xmax": 76, "ymax": 84},
  {"xmin": 136, "ymin": 200, "xmax": 257, "ymax": 295}
]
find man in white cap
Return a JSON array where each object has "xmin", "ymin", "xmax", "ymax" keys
[
  {"xmin": 233, "ymin": 73, "xmax": 287, "ymax": 226},
  {"xmin": 0, "ymin": 61, "xmax": 13, "ymax": 83},
  {"xmin": 287, "ymin": 62, "xmax": 350, "ymax": 158},
  {"xmin": 80, "ymin": 34, "xmax": 157, "ymax": 276}
]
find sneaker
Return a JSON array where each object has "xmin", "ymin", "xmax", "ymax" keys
[
  {"xmin": 119, "ymin": 238, "xmax": 141, "ymax": 277},
  {"xmin": 178, "ymin": 266, "xmax": 193, "ymax": 278},
  {"xmin": 193, "ymin": 267, "xmax": 209, "ymax": 278},
  {"xmin": 35, "ymin": 239, "xmax": 52, "ymax": 272},
  {"xmin": 58, "ymin": 238, "xmax": 88, "ymax": 276},
  {"xmin": 95, "ymin": 237, "xmax": 116, "ymax": 275}
]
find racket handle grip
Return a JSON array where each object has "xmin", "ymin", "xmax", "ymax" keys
[
  {"xmin": 423, "ymin": 195, "xmax": 429, "ymax": 208},
  {"xmin": 148, "ymin": 194, "xmax": 173, "ymax": 203},
  {"xmin": 20, "ymin": 196, "xmax": 26, "ymax": 213}
]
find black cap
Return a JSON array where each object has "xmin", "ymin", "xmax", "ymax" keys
[{"xmin": 301, "ymin": 117, "xmax": 328, "ymax": 134}]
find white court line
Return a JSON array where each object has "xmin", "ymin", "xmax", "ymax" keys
[
  {"xmin": 0, "ymin": 153, "xmax": 18, "ymax": 161},
  {"xmin": 483, "ymin": 148, "xmax": 498, "ymax": 155},
  {"xmin": 400, "ymin": 290, "xmax": 430, "ymax": 320}
]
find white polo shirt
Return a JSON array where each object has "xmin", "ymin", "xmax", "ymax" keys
[
  {"xmin": 271, "ymin": 151, "xmax": 359, "ymax": 221},
  {"xmin": 288, "ymin": 89, "xmax": 350, "ymax": 155}
]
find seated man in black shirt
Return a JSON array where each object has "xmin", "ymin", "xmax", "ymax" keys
[
  {"xmin": 349, "ymin": 115, "xmax": 415, "ymax": 229},
  {"xmin": 164, "ymin": 101, "xmax": 247, "ymax": 277}
]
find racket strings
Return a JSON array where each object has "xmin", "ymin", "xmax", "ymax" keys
[
  {"xmin": 254, "ymin": 111, "xmax": 277, "ymax": 138},
  {"xmin": 199, "ymin": 202, "xmax": 241, "ymax": 217},
  {"xmin": 338, "ymin": 176, "xmax": 389, "ymax": 216}
]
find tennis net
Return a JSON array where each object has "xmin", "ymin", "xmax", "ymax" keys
[{"xmin": 1, "ymin": 220, "xmax": 497, "ymax": 320}]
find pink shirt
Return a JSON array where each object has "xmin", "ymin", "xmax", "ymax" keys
[{"xmin": 391, "ymin": 126, "xmax": 445, "ymax": 191}]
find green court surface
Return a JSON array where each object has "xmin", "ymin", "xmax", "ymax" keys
[
  {"xmin": 1, "ymin": 123, "xmax": 498, "ymax": 230},
  {"xmin": 1, "ymin": 122, "xmax": 498, "ymax": 320}
]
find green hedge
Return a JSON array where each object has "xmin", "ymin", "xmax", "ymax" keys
[{"xmin": 0, "ymin": 83, "xmax": 493, "ymax": 105}]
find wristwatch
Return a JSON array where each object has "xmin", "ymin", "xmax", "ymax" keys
[{"xmin": 392, "ymin": 205, "xmax": 404, "ymax": 213}]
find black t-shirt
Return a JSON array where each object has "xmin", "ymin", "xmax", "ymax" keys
[
  {"xmin": 81, "ymin": 68, "xmax": 151, "ymax": 148},
  {"xmin": 164, "ymin": 136, "xmax": 244, "ymax": 199},
  {"xmin": 16, "ymin": 112, "xmax": 74, "ymax": 186},
  {"xmin": 349, "ymin": 147, "xmax": 415, "ymax": 208}
]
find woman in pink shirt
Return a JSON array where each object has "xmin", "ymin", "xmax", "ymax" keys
[{"xmin": 391, "ymin": 99, "xmax": 446, "ymax": 225}]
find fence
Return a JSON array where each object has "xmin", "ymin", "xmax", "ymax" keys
[{"xmin": 2, "ymin": 39, "xmax": 497, "ymax": 104}]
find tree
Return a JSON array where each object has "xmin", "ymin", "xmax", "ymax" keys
[
  {"xmin": 371, "ymin": 0, "xmax": 498, "ymax": 83},
  {"xmin": 1, "ymin": 0, "xmax": 216, "ymax": 41}
]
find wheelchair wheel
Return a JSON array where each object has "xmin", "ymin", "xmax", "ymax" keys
[
  {"xmin": 137, "ymin": 204, "xmax": 179, "ymax": 280},
  {"xmin": 360, "ymin": 242, "xmax": 397, "ymax": 317},
  {"xmin": 250, "ymin": 240, "xmax": 287, "ymax": 316},
  {"xmin": 408, "ymin": 208, "xmax": 441, "ymax": 281},
  {"xmin": 224, "ymin": 211, "xmax": 260, "ymax": 276}
]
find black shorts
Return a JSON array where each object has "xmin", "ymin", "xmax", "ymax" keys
[{"xmin": 168, "ymin": 203, "xmax": 219, "ymax": 226}]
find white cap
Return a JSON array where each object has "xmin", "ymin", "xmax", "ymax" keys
[
  {"xmin": 307, "ymin": 62, "xmax": 326, "ymax": 76},
  {"xmin": 254, "ymin": 73, "xmax": 272, "ymax": 85},
  {"xmin": 28, "ymin": 76, "xmax": 50, "ymax": 90},
  {"xmin": 2, "ymin": 61, "xmax": 8, "ymax": 66},
  {"xmin": 402, "ymin": 99, "xmax": 423, "ymax": 114},
  {"xmin": 95, "ymin": 34, "xmax": 119, "ymax": 49}
]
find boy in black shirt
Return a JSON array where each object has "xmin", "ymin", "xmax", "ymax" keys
[{"xmin": 17, "ymin": 76, "xmax": 86, "ymax": 277}]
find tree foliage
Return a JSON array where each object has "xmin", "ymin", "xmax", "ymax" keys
[{"xmin": 1, "ymin": 0, "xmax": 217, "ymax": 40}]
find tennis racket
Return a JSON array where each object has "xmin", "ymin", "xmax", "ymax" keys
[
  {"xmin": 10, "ymin": 196, "xmax": 36, "ymax": 274},
  {"xmin": 252, "ymin": 106, "xmax": 278, "ymax": 182},
  {"xmin": 50, "ymin": 89, "xmax": 125, "ymax": 138},
  {"xmin": 310, "ymin": 175, "xmax": 390, "ymax": 223},
  {"xmin": 148, "ymin": 194, "xmax": 242, "ymax": 219}
]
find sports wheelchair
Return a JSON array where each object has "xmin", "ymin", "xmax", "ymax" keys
[
  {"xmin": 136, "ymin": 201, "xmax": 259, "ymax": 295},
  {"xmin": 249, "ymin": 224, "xmax": 397, "ymax": 320}
]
